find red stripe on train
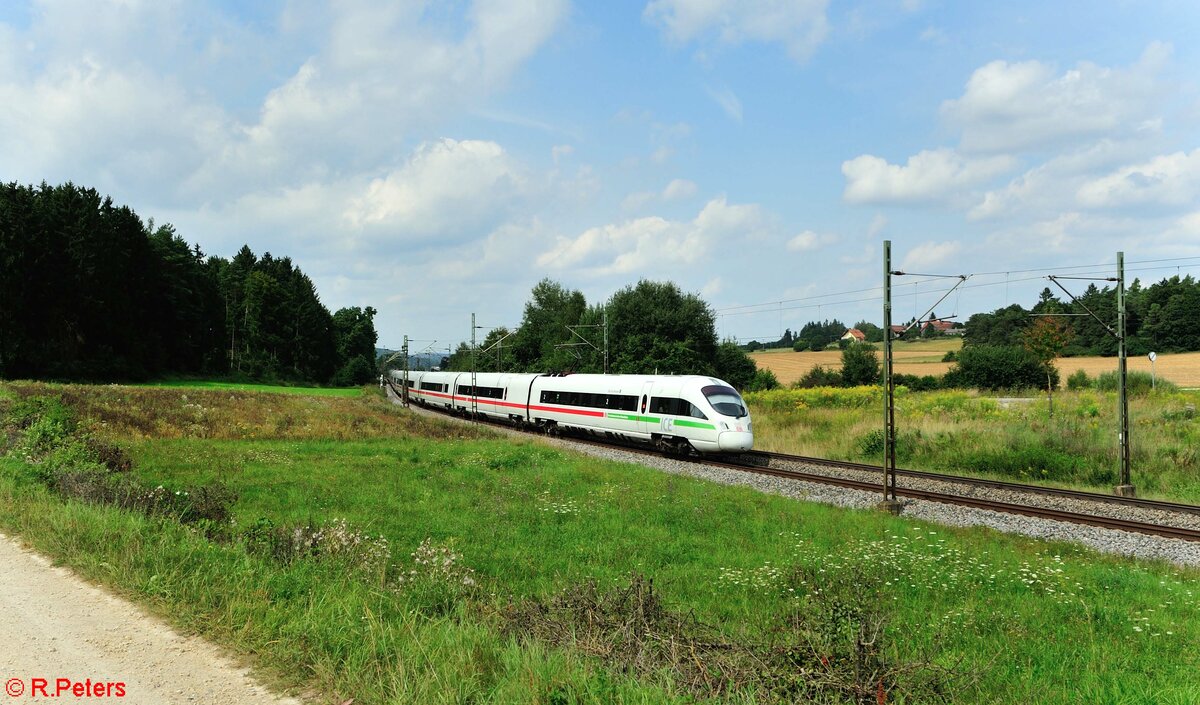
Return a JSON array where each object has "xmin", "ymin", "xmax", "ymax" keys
[{"xmin": 412, "ymin": 390, "xmax": 606, "ymax": 418}]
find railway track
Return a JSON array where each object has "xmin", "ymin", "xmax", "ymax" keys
[
  {"xmin": 386, "ymin": 383, "xmax": 1200, "ymax": 543},
  {"xmin": 746, "ymin": 450, "xmax": 1200, "ymax": 517}
]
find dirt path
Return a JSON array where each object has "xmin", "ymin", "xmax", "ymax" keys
[{"xmin": 0, "ymin": 533, "xmax": 302, "ymax": 705}]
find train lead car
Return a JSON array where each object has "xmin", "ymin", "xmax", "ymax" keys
[{"xmin": 390, "ymin": 370, "xmax": 752, "ymax": 454}]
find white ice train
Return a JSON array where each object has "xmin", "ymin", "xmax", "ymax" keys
[{"xmin": 389, "ymin": 370, "xmax": 753, "ymax": 454}]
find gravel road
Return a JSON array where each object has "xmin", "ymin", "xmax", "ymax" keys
[{"xmin": 0, "ymin": 533, "xmax": 300, "ymax": 705}]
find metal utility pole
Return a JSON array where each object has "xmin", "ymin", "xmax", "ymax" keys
[
  {"xmin": 880, "ymin": 242, "xmax": 968, "ymax": 514},
  {"xmin": 401, "ymin": 335, "xmax": 410, "ymax": 407},
  {"xmin": 881, "ymin": 241, "xmax": 900, "ymax": 512},
  {"xmin": 1116, "ymin": 252, "xmax": 1133, "ymax": 496},
  {"xmin": 603, "ymin": 307, "xmax": 609, "ymax": 374},
  {"xmin": 470, "ymin": 314, "xmax": 479, "ymax": 416},
  {"xmin": 1046, "ymin": 252, "xmax": 1133, "ymax": 497}
]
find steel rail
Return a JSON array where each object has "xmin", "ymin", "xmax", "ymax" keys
[{"xmin": 746, "ymin": 450, "xmax": 1200, "ymax": 516}]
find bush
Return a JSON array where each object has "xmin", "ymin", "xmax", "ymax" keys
[
  {"xmin": 1094, "ymin": 370, "xmax": 1176, "ymax": 396},
  {"xmin": 947, "ymin": 345, "xmax": 1058, "ymax": 391},
  {"xmin": 941, "ymin": 350, "xmax": 957, "ymax": 362},
  {"xmin": 1066, "ymin": 369, "xmax": 1091, "ymax": 391},
  {"xmin": 745, "ymin": 369, "xmax": 780, "ymax": 392},
  {"xmin": 332, "ymin": 356, "xmax": 376, "ymax": 386},
  {"xmin": 855, "ymin": 428, "xmax": 924, "ymax": 461},
  {"xmin": 840, "ymin": 342, "xmax": 879, "ymax": 387},
  {"xmin": 892, "ymin": 373, "xmax": 942, "ymax": 391},
  {"xmin": 715, "ymin": 341, "xmax": 758, "ymax": 390},
  {"xmin": 795, "ymin": 365, "xmax": 843, "ymax": 388}
]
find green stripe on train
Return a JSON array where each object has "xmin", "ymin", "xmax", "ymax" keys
[
  {"xmin": 605, "ymin": 413, "xmax": 716, "ymax": 431},
  {"xmin": 606, "ymin": 413, "xmax": 661, "ymax": 423}
]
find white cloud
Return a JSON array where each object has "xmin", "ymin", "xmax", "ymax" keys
[
  {"xmin": 1077, "ymin": 149, "xmax": 1200, "ymax": 209},
  {"xmin": 787, "ymin": 230, "xmax": 837, "ymax": 252},
  {"xmin": 552, "ymin": 144, "xmax": 574, "ymax": 164},
  {"xmin": 537, "ymin": 196, "xmax": 766, "ymax": 275},
  {"xmin": 344, "ymin": 139, "xmax": 524, "ymax": 242},
  {"xmin": 898, "ymin": 241, "xmax": 962, "ymax": 272},
  {"xmin": 622, "ymin": 178, "xmax": 699, "ymax": 211},
  {"xmin": 842, "ymin": 148, "xmax": 1015, "ymax": 204},
  {"xmin": 0, "ymin": 55, "xmax": 228, "ymax": 203},
  {"xmin": 980, "ymin": 211, "xmax": 1142, "ymax": 256},
  {"xmin": 970, "ymin": 142, "xmax": 1199, "ymax": 220},
  {"xmin": 0, "ymin": 0, "xmax": 568, "ymax": 204},
  {"xmin": 867, "ymin": 214, "xmax": 888, "ymax": 238},
  {"xmin": 941, "ymin": 43, "xmax": 1170, "ymax": 153},
  {"xmin": 705, "ymin": 84, "xmax": 743, "ymax": 122},
  {"xmin": 621, "ymin": 191, "xmax": 657, "ymax": 211},
  {"xmin": 644, "ymin": 0, "xmax": 830, "ymax": 62},
  {"xmin": 919, "ymin": 26, "xmax": 947, "ymax": 44},
  {"xmin": 663, "ymin": 178, "xmax": 699, "ymax": 201}
]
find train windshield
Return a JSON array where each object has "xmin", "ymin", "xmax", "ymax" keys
[{"xmin": 702, "ymin": 385, "xmax": 747, "ymax": 418}]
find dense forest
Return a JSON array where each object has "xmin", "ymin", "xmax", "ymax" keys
[
  {"xmin": 0, "ymin": 182, "xmax": 377, "ymax": 384},
  {"xmin": 964, "ymin": 280, "xmax": 1200, "ymax": 356},
  {"xmin": 441, "ymin": 279, "xmax": 777, "ymax": 391}
]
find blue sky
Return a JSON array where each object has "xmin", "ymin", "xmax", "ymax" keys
[{"xmin": 3, "ymin": 1, "xmax": 1200, "ymax": 351}]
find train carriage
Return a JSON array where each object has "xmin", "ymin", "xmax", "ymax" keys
[{"xmin": 389, "ymin": 370, "xmax": 752, "ymax": 454}]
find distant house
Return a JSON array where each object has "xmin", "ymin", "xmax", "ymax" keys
[
  {"xmin": 889, "ymin": 325, "xmax": 907, "ymax": 336},
  {"xmin": 841, "ymin": 328, "xmax": 867, "ymax": 342},
  {"xmin": 924, "ymin": 320, "xmax": 958, "ymax": 335}
]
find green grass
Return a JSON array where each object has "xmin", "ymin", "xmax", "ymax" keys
[
  {"xmin": 138, "ymin": 380, "xmax": 364, "ymax": 396},
  {"xmin": 747, "ymin": 386, "xmax": 1200, "ymax": 503},
  {"xmin": 3, "ymin": 383, "xmax": 1200, "ymax": 704}
]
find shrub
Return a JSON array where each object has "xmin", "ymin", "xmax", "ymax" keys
[
  {"xmin": 941, "ymin": 350, "xmax": 958, "ymax": 362},
  {"xmin": 1094, "ymin": 370, "xmax": 1176, "ymax": 396},
  {"xmin": 856, "ymin": 428, "xmax": 925, "ymax": 461},
  {"xmin": 794, "ymin": 386, "xmax": 887, "ymax": 409},
  {"xmin": 949, "ymin": 445, "xmax": 1094, "ymax": 483},
  {"xmin": 715, "ymin": 341, "xmax": 758, "ymax": 390},
  {"xmin": 948, "ymin": 345, "xmax": 1058, "ymax": 391},
  {"xmin": 1066, "ymin": 369, "xmax": 1091, "ymax": 391},
  {"xmin": 795, "ymin": 365, "xmax": 843, "ymax": 389},
  {"xmin": 244, "ymin": 516, "xmax": 391, "ymax": 575},
  {"xmin": 840, "ymin": 342, "xmax": 879, "ymax": 387},
  {"xmin": 745, "ymin": 369, "xmax": 780, "ymax": 392},
  {"xmin": 893, "ymin": 373, "xmax": 942, "ymax": 391}
]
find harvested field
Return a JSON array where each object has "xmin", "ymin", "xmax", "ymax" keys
[{"xmin": 752, "ymin": 340, "xmax": 1200, "ymax": 387}]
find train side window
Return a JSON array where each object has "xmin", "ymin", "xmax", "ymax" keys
[{"xmin": 688, "ymin": 403, "xmax": 708, "ymax": 420}]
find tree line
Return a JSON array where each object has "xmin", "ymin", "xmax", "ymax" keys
[
  {"xmin": 439, "ymin": 279, "xmax": 778, "ymax": 391},
  {"xmin": 0, "ymin": 182, "xmax": 377, "ymax": 385},
  {"xmin": 965, "ymin": 279, "xmax": 1200, "ymax": 356}
]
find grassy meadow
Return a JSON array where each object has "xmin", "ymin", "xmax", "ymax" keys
[
  {"xmin": 745, "ymin": 385, "xmax": 1200, "ymax": 503},
  {"xmin": 2, "ymin": 382, "xmax": 1200, "ymax": 704}
]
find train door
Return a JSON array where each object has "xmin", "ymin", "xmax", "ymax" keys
[{"xmin": 637, "ymin": 380, "xmax": 655, "ymax": 438}]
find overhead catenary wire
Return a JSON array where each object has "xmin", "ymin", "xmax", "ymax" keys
[
  {"xmin": 715, "ymin": 255, "xmax": 1200, "ymax": 316},
  {"xmin": 717, "ymin": 262, "xmax": 1200, "ymax": 322}
]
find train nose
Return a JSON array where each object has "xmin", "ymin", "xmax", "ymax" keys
[{"xmin": 718, "ymin": 431, "xmax": 753, "ymax": 452}]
